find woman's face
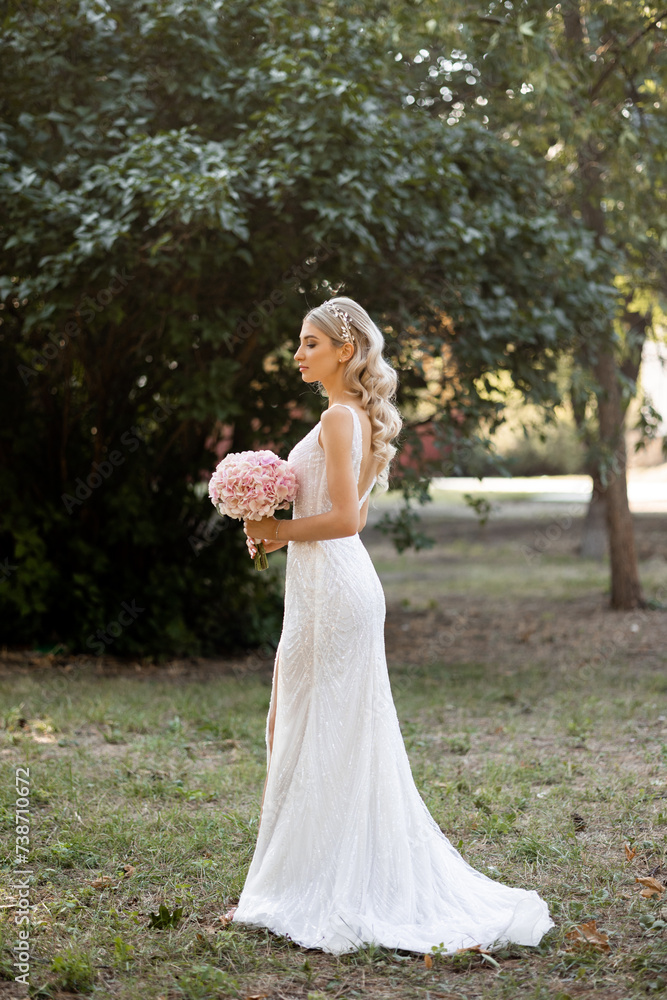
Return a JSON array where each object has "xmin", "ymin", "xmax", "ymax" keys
[{"xmin": 294, "ymin": 321, "xmax": 343, "ymax": 383}]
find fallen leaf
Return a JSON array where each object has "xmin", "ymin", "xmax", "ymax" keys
[
  {"xmin": 218, "ymin": 905, "xmax": 238, "ymax": 927},
  {"xmin": 89, "ymin": 876, "xmax": 118, "ymax": 889},
  {"xmin": 424, "ymin": 954, "xmax": 433, "ymax": 968},
  {"xmin": 636, "ymin": 877, "xmax": 666, "ymax": 898},
  {"xmin": 565, "ymin": 920, "xmax": 610, "ymax": 952},
  {"xmin": 121, "ymin": 864, "xmax": 135, "ymax": 877},
  {"xmin": 453, "ymin": 944, "xmax": 500, "ymax": 968},
  {"xmin": 571, "ymin": 812, "xmax": 587, "ymax": 832},
  {"xmin": 625, "ymin": 843, "xmax": 637, "ymax": 861}
]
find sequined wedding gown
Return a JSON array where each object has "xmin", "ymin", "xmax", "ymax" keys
[{"xmin": 232, "ymin": 403, "xmax": 554, "ymax": 954}]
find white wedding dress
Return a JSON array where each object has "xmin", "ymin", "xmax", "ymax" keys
[{"xmin": 232, "ymin": 403, "xmax": 554, "ymax": 954}]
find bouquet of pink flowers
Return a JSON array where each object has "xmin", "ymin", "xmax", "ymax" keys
[{"xmin": 208, "ymin": 450, "xmax": 298, "ymax": 570}]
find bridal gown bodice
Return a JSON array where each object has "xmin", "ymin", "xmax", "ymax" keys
[
  {"xmin": 289, "ymin": 402, "xmax": 377, "ymax": 519},
  {"xmin": 232, "ymin": 403, "xmax": 554, "ymax": 955}
]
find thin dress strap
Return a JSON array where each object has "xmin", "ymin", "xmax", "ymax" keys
[{"xmin": 359, "ymin": 477, "xmax": 377, "ymax": 506}]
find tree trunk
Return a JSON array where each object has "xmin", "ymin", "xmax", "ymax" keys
[
  {"xmin": 571, "ymin": 378, "xmax": 607, "ymax": 559},
  {"xmin": 593, "ymin": 346, "xmax": 645, "ymax": 608},
  {"xmin": 579, "ymin": 467, "xmax": 607, "ymax": 560},
  {"xmin": 561, "ymin": 4, "xmax": 645, "ymax": 607},
  {"xmin": 576, "ymin": 306, "xmax": 649, "ymax": 564}
]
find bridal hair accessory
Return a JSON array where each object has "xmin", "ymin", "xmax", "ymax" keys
[{"xmin": 323, "ymin": 300, "xmax": 355, "ymax": 343}]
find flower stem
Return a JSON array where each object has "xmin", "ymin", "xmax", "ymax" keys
[{"xmin": 254, "ymin": 541, "xmax": 269, "ymax": 571}]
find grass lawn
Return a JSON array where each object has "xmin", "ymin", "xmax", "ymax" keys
[{"xmin": 1, "ymin": 509, "xmax": 666, "ymax": 999}]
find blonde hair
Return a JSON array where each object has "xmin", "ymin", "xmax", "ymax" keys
[{"xmin": 303, "ymin": 296, "xmax": 402, "ymax": 493}]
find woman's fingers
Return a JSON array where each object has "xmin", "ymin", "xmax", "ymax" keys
[
  {"xmin": 243, "ymin": 526, "xmax": 257, "ymax": 550},
  {"xmin": 245, "ymin": 533, "xmax": 258, "ymax": 557}
]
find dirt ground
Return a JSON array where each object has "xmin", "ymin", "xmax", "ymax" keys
[{"xmin": 1, "ymin": 511, "xmax": 664, "ymax": 684}]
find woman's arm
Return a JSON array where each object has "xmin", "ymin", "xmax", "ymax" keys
[{"xmin": 244, "ymin": 407, "xmax": 360, "ymax": 543}]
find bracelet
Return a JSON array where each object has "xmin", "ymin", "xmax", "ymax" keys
[{"xmin": 275, "ymin": 519, "xmax": 280, "ymax": 541}]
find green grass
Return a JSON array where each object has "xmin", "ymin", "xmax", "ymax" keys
[
  {"xmin": 1, "ymin": 513, "xmax": 666, "ymax": 999},
  {"xmin": 373, "ymin": 535, "xmax": 667, "ymax": 606}
]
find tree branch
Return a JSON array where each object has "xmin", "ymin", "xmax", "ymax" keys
[{"xmin": 590, "ymin": 9, "xmax": 667, "ymax": 100}]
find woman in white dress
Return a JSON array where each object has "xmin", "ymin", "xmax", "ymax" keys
[{"xmin": 231, "ymin": 296, "xmax": 554, "ymax": 955}]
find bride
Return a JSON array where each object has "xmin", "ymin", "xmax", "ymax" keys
[{"xmin": 233, "ymin": 296, "xmax": 554, "ymax": 955}]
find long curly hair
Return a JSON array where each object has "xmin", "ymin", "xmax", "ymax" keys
[{"xmin": 303, "ymin": 296, "xmax": 402, "ymax": 494}]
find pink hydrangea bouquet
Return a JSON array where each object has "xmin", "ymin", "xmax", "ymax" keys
[{"xmin": 208, "ymin": 450, "xmax": 298, "ymax": 570}]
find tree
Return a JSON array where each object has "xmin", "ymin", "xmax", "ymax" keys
[
  {"xmin": 393, "ymin": 0, "xmax": 667, "ymax": 606},
  {"xmin": 0, "ymin": 0, "xmax": 617, "ymax": 653}
]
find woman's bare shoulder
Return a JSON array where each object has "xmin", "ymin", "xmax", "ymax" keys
[{"xmin": 320, "ymin": 404, "xmax": 355, "ymax": 429}]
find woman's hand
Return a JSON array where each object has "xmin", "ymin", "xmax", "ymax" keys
[
  {"xmin": 245, "ymin": 533, "xmax": 259, "ymax": 560},
  {"xmin": 244, "ymin": 515, "xmax": 279, "ymax": 541},
  {"xmin": 243, "ymin": 518, "xmax": 287, "ymax": 560}
]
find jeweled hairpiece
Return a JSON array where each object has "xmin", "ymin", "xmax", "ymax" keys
[{"xmin": 322, "ymin": 300, "xmax": 355, "ymax": 343}]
